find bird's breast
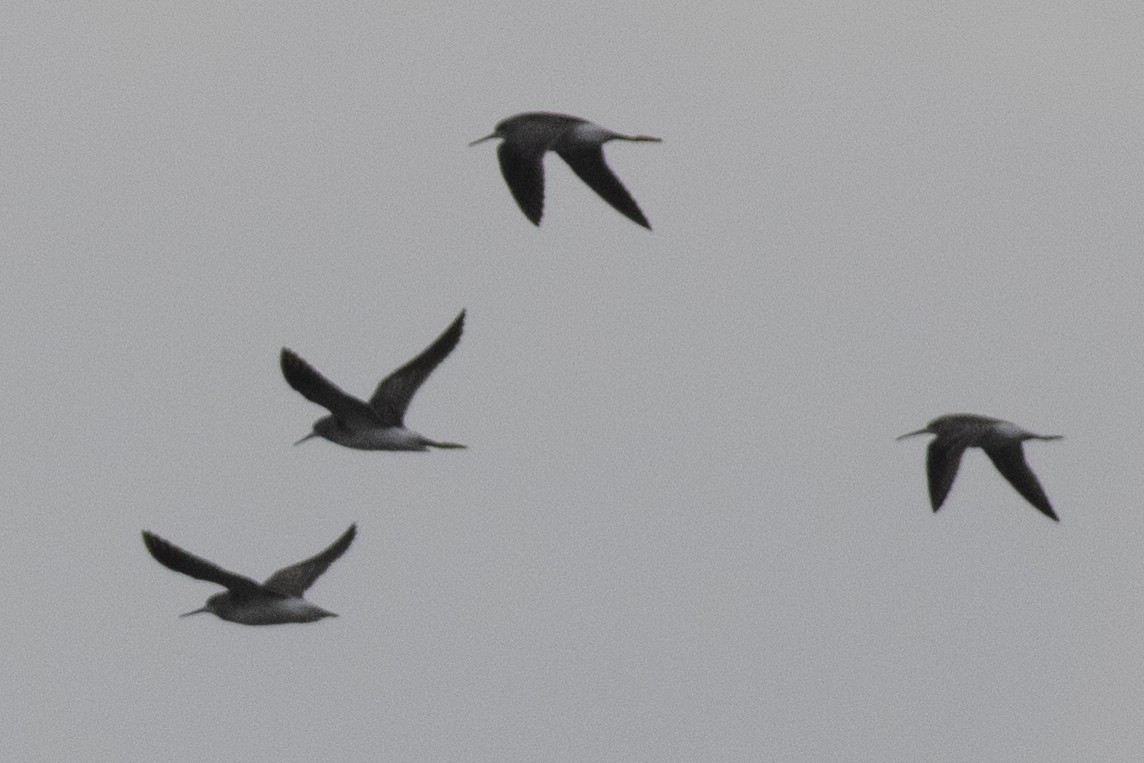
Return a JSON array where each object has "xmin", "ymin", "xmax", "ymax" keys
[{"xmin": 325, "ymin": 425, "xmax": 428, "ymax": 451}]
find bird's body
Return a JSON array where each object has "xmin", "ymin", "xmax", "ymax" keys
[
  {"xmin": 305, "ymin": 421, "xmax": 436, "ymax": 451},
  {"xmin": 142, "ymin": 525, "xmax": 356, "ymax": 625},
  {"xmin": 195, "ymin": 591, "xmax": 337, "ymax": 626},
  {"xmin": 281, "ymin": 310, "xmax": 465, "ymax": 451},
  {"xmin": 897, "ymin": 414, "xmax": 1062, "ymax": 521},
  {"xmin": 470, "ymin": 112, "xmax": 660, "ymax": 228}
]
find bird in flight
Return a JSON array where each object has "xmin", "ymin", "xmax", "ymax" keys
[
  {"xmin": 897, "ymin": 413, "xmax": 1062, "ymax": 521},
  {"xmin": 471, "ymin": 112, "xmax": 660, "ymax": 229},
  {"xmin": 281, "ymin": 311, "xmax": 466, "ymax": 451},
  {"xmin": 142, "ymin": 524, "xmax": 357, "ymax": 625}
]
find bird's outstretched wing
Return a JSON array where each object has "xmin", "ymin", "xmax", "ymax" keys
[
  {"xmin": 497, "ymin": 141, "xmax": 547, "ymax": 225},
  {"xmin": 368, "ymin": 311, "xmax": 464, "ymax": 427},
  {"xmin": 926, "ymin": 439, "xmax": 968, "ymax": 511},
  {"xmin": 984, "ymin": 444, "xmax": 1059, "ymax": 521},
  {"xmin": 263, "ymin": 524, "xmax": 357, "ymax": 596},
  {"xmin": 142, "ymin": 532, "xmax": 265, "ymax": 597},
  {"xmin": 281, "ymin": 349, "xmax": 379, "ymax": 426},
  {"xmin": 556, "ymin": 146, "xmax": 651, "ymax": 229}
]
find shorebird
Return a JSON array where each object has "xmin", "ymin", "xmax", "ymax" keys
[
  {"xmin": 281, "ymin": 310, "xmax": 465, "ymax": 451},
  {"xmin": 470, "ymin": 112, "xmax": 660, "ymax": 229},
  {"xmin": 897, "ymin": 414, "xmax": 1062, "ymax": 521},
  {"xmin": 142, "ymin": 525, "xmax": 356, "ymax": 625}
]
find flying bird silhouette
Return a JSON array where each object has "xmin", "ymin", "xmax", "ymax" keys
[
  {"xmin": 470, "ymin": 112, "xmax": 660, "ymax": 228},
  {"xmin": 897, "ymin": 414, "xmax": 1062, "ymax": 521},
  {"xmin": 142, "ymin": 525, "xmax": 356, "ymax": 625},
  {"xmin": 281, "ymin": 311, "xmax": 465, "ymax": 451}
]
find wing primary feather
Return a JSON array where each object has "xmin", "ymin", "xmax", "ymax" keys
[
  {"xmin": 263, "ymin": 524, "xmax": 358, "ymax": 596},
  {"xmin": 368, "ymin": 312, "xmax": 465, "ymax": 427}
]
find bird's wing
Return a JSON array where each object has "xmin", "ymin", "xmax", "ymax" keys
[
  {"xmin": 556, "ymin": 145, "xmax": 650, "ymax": 228},
  {"xmin": 368, "ymin": 311, "xmax": 464, "ymax": 427},
  {"xmin": 142, "ymin": 532, "xmax": 266, "ymax": 597},
  {"xmin": 984, "ymin": 444, "xmax": 1059, "ymax": 521},
  {"xmin": 280, "ymin": 349, "xmax": 379, "ymax": 426},
  {"xmin": 497, "ymin": 140, "xmax": 546, "ymax": 225},
  {"xmin": 926, "ymin": 438, "xmax": 968, "ymax": 511},
  {"xmin": 263, "ymin": 524, "xmax": 357, "ymax": 596}
]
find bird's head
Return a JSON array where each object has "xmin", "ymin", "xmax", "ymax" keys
[
  {"xmin": 294, "ymin": 416, "xmax": 338, "ymax": 446},
  {"xmin": 180, "ymin": 593, "xmax": 224, "ymax": 618}
]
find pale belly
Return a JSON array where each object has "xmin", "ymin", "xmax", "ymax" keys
[
  {"xmin": 333, "ymin": 426, "xmax": 429, "ymax": 451},
  {"xmin": 227, "ymin": 597, "xmax": 335, "ymax": 625}
]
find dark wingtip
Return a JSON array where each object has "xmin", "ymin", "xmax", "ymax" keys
[
  {"xmin": 332, "ymin": 523, "xmax": 358, "ymax": 555},
  {"xmin": 442, "ymin": 311, "xmax": 466, "ymax": 345},
  {"xmin": 280, "ymin": 348, "xmax": 298, "ymax": 374},
  {"xmin": 142, "ymin": 530, "xmax": 161, "ymax": 554},
  {"xmin": 622, "ymin": 207, "xmax": 651, "ymax": 229}
]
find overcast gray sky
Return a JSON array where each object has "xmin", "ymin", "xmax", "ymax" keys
[{"xmin": 4, "ymin": 3, "xmax": 1143, "ymax": 760}]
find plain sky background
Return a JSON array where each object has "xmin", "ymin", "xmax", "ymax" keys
[{"xmin": 3, "ymin": 3, "xmax": 1143, "ymax": 760}]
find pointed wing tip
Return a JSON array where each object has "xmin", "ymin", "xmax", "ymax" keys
[
  {"xmin": 142, "ymin": 531, "xmax": 160, "ymax": 559},
  {"xmin": 141, "ymin": 531, "xmax": 183, "ymax": 563},
  {"xmin": 142, "ymin": 530, "xmax": 166, "ymax": 555},
  {"xmin": 610, "ymin": 202, "xmax": 651, "ymax": 229},
  {"xmin": 1023, "ymin": 500, "xmax": 1060, "ymax": 522},
  {"xmin": 438, "ymin": 310, "xmax": 466, "ymax": 348},
  {"xmin": 280, "ymin": 348, "xmax": 305, "ymax": 378},
  {"xmin": 328, "ymin": 523, "xmax": 358, "ymax": 557},
  {"xmin": 1031, "ymin": 498, "xmax": 1060, "ymax": 522}
]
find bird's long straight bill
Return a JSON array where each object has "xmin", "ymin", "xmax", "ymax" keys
[
  {"xmin": 895, "ymin": 429, "xmax": 929, "ymax": 440},
  {"xmin": 468, "ymin": 133, "xmax": 497, "ymax": 146},
  {"xmin": 180, "ymin": 606, "xmax": 211, "ymax": 617},
  {"xmin": 294, "ymin": 432, "xmax": 319, "ymax": 446}
]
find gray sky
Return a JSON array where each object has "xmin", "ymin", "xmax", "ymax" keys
[{"xmin": 3, "ymin": 3, "xmax": 1143, "ymax": 760}]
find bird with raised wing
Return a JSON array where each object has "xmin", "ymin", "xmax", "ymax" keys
[
  {"xmin": 142, "ymin": 525, "xmax": 356, "ymax": 625},
  {"xmin": 471, "ymin": 112, "xmax": 660, "ymax": 229},
  {"xmin": 281, "ymin": 310, "xmax": 466, "ymax": 451},
  {"xmin": 897, "ymin": 414, "xmax": 1062, "ymax": 521}
]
